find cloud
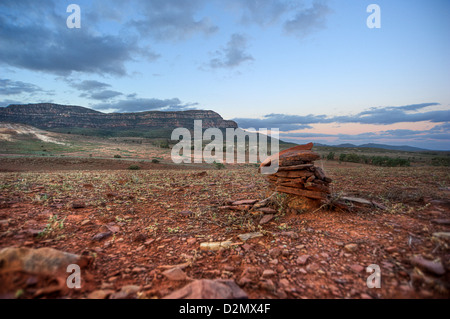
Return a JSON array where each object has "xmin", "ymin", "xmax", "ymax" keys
[
  {"xmin": 234, "ymin": 103, "xmax": 450, "ymax": 149},
  {"xmin": 0, "ymin": 99, "xmax": 22, "ymax": 107},
  {"xmin": 70, "ymin": 80, "xmax": 123, "ymax": 101},
  {"xmin": 280, "ymin": 127, "xmax": 450, "ymax": 150},
  {"xmin": 83, "ymin": 90, "xmax": 123, "ymax": 101},
  {"xmin": 284, "ymin": 1, "xmax": 331, "ymax": 37},
  {"xmin": 225, "ymin": 0, "xmax": 290, "ymax": 26},
  {"xmin": 72, "ymin": 80, "xmax": 111, "ymax": 92},
  {"xmin": 234, "ymin": 103, "xmax": 445, "ymax": 128},
  {"xmin": 332, "ymin": 103, "xmax": 447, "ymax": 125},
  {"xmin": 92, "ymin": 97, "xmax": 199, "ymax": 113},
  {"xmin": 209, "ymin": 34, "xmax": 254, "ymax": 69},
  {"xmin": 233, "ymin": 115, "xmax": 313, "ymax": 131},
  {"xmin": 127, "ymin": 0, "xmax": 218, "ymax": 41},
  {"xmin": 0, "ymin": 79, "xmax": 43, "ymax": 96},
  {"xmin": 0, "ymin": 2, "xmax": 153, "ymax": 76}
]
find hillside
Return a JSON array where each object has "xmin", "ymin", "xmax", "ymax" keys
[{"xmin": 0, "ymin": 103, "xmax": 238, "ymax": 137}]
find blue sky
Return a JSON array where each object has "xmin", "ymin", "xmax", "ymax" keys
[{"xmin": 0, "ymin": 0, "xmax": 449, "ymax": 150}]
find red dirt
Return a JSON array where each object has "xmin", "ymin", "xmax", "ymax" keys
[{"xmin": 0, "ymin": 157, "xmax": 449, "ymax": 299}]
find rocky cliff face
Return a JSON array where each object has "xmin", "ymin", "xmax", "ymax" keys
[{"xmin": 0, "ymin": 103, "xmax": 238, "ymax": 130}]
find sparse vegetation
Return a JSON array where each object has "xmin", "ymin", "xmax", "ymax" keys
[
  {"xmin": 212, "ymin": 161, "xmax": 225, "ymax": 170},
  {"xmin": 337, "ymin": 153, "xmax": 410, "ymax": 167}
]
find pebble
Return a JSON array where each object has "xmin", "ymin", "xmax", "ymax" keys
[
  {"xmin": 259, "ymin": 214, "xmax": 274, "ymax": 225},
  {"xmin": 262, "ymin": 269, "xmax": 276, "ymax": 278},
  {"xmin": 87, "ymin": 290, "xmax": 114, "ymax": 299},
  {"xmin": 350, "ymin": 264, "xmax": 365, "ymax": 273},
  {"xmin": 187, "ymin": 238, "xmax": 197, "ymax": 245},
  {"xmin": 269, "ymin": 248, "xmax": 282, "ymax": 259},
  {"xmin": 163, "ymin": 267, "xmax": 188, "ymax": 281},
  {"xmin": 296, "ymin": 255, "xmax": 311, "ymax": 266},
  {"xmin": 411, "ymin": 256, "xmax": 445, "ymax": 276},
  {"xmin": 344, "ymin": 243, "xmax": 358, "ymax": 253},
  {"xmin": 260, "ymin": 279, "xmax": 276, "ymax": 292}
]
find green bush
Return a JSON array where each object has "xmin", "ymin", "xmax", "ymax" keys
[
  {"xmin": 151, "ymin": 159, "xmax": 160, "ymax": 164},
  {"xmin": 159, "ymin": 140, "xmax": 170, "ymax": 149},
  {"xmin": 338, "ymin": 153, "xmax": 410, "ymax": 167},
  {"xmin": 114, "ymin": 154, "xmax": 122, "ymax": 158},
  {"xmin": 326, "ymin": 152, "xmax": 335, "ymax": 160},
  {"xmin": 128, "ymin": 165, "xmax": 141, "ymax": 170},
  {"xmin": 213, "ymin": 161, "xmax": 225, "ymax": 170},
  {"xmin": 431, "ymin": 157, "xmax": 450, "ymax": 166}
]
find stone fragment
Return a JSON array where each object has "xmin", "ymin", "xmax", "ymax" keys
[{"xmin": 163, "ymin": 279, "xmax": 248, "ymax": 299}]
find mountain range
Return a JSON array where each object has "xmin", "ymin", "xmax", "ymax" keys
[{"xmin": 0, "ymin": 103, "xmax": 237, "ymax": 132}]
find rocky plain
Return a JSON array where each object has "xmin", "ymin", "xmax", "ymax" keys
[{"xmin": 0, "ymin": 155, "xmax": 449, "ymax": 299}]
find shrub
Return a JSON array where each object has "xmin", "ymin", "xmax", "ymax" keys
[
  {"xmin": 326, "ymin": 152, "xmax": 335, "ymax": 160},
  {"xmin": 114, "ymin": 154, "xmax": 122, "ymax": 158},
  {"xmin": 159, "ymin": 140, "xmax": 170, "ymax": 149},
  {"xmin": 128, "ymin": 165, "xmax": 141, "ymax": 170},
  {"xmin": 431, "ymin": 157, "xmax": 450, "ymax": 166},
  {"xmin": 152, "ymin": 159, "xmax": 160, "ymax": 164},
  {"xmin": 213, "ymin": 161, "xmax": 225, "ymax": 170}
]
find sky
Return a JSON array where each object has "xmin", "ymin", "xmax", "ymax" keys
[{"xmin": 0, "ymin": 0, "xmax": 449, "ymax": 150}]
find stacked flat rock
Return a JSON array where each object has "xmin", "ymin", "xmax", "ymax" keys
[{"xmin": 260, "ymin": 143, "xmax": 332, "ymax": 201}]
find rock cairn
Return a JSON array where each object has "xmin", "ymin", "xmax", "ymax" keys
[{"xmin": 260, "ymin": 143, "xmax": 332, "ymax": 202}]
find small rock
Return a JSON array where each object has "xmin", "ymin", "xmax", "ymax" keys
[
  {"xmin": 432, "ymin": 232, "xmax": 450, "ymax": 240},
  {"xmin": 262, "ymin": 269, "xmax": 276, "ymax": 278},
  {"xmin": 232, "ymin": 200, "xmax": 258, "ymax": 206},
  {"xmin": 296, "ymin": 255, "xmax": 311, "ymax": 266},
  {"xmin": 269, "ymin": 259, "xmax": 279, "ymax": 265},
  {"xmin": 88, "ymin": 290, "xmax": 114, "ymax": 299},
  {"xmin": 110, "ymin": 285, "xmax": 141, "ymax": 299},
  {"xmin": 276, "ymin": 265, "xmax": 285, "ymax": 273},
  {"xmin": 260, "ymin": 279, "xmax": 275, "ymax": 292},
  {"xmin": 258, "ymin": 207, "xmax": 277, "ymax": 214},
  {"xmin": 134, "ymin": 233, "xmax": 147, "ymax": 242},
  {"xmin": 132, "ymin": 267, "xmax": 146, "ymax": 273},
  {"xmin": 187, "ymin": 238, "xmax": 197, "ymax": 245},
  {"xmin": 386, "ymin": 246, "xmax": 397, "ymax": 253},
  {"xmin": 163, "ymin": 267, "xmax": 188, "ymax": 281},
  {"xmin": 279, "ymin": 278, "xmax": 291, "ymax": 290},
  {"xmin": 0, "ymin": 247, "xmax": 81, "ymax": 276},
  {"xmin": 259, "ymin": 214, "xmax": 274, "ymax": 225},
  {"xmin": 350, "ymin": 264, "xmax": 365, "ymax": 273},
  {"xmin": 105, "ymin": 225, "xmax": 120, "ymax": 233},
  {"xmin": 431, "ymin": 219, "xmax": 450, "ymax": 225},
  {"xmin": 281, "ymin": 231, "xmax": 299, "ymax": 239},
  {"xmin": 80, "ymin": 219, "xmax": 90, "ymax": 226},
  {"xmin": 238, "ymin": 232, "xmax": 263, "ymax": 241},
  {"xmin": 163, "ymin": 279, "xmax": 248, "ymax": 299},
  {"xmin": 411, "ymin": 256, "xmax": 445, "ymax": 276},
  {"xmin": 72, "ymin": 201, "xmax": 86, "ymax": 209},
  {"xmin": 344, "ymin": 243, "xmax": 358, "ymax": 253},
  {"xmin": 269, "ymin": 248, "xmax": 281, "ymax": 259},
  {"xmin": 200, "ymin": 241, "xmax": 233, "ymax": 251},
  {"xmin": 92, "ymin": 231, "xmax": 112, "ymax": 242}
]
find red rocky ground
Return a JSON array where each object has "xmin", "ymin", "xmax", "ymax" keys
[{"xmin": 0, "ymin": 159, "xmax": 449, "ymax": 299}]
